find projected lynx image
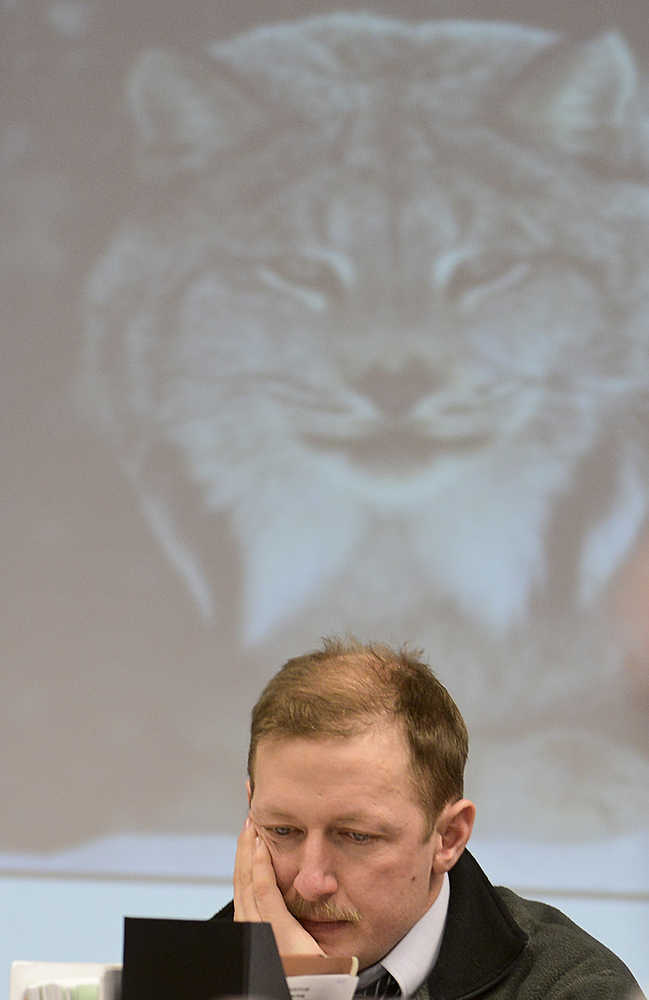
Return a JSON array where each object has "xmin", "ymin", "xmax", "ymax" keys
[{"xmin": 81, "ymin": 14, "xmax": 648, "ymax": 841}]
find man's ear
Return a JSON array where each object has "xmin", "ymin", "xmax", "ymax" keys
[
  {"xmin": 432, "ymin": 798, "xmax": 476, "ymax": 874},
  {"xmin": 246, "ymin": 778, "xmax": 252, "ymax": 807}
]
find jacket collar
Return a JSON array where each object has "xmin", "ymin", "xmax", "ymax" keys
[{"xmin": 426, "ymin": 849, "xmax": 528, "ymax": 1000}]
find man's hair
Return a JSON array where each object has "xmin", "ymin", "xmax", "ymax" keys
[{"xmin": 248, "ymin": 636, "xmax": 469, "ymax": 831}]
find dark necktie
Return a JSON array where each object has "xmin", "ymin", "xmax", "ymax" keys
[{"xmin": 355, "ymin": 968, "xmax": 401, "ymax": 997}]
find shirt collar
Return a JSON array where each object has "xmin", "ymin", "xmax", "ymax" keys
[{"xmin": 357, "ymin": 873, "xmax": 450, "ymax": 998}]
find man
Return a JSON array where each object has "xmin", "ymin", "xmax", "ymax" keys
[{"xmin": 216, "ymin": 637, "xmax": 643, "ymax": 998}]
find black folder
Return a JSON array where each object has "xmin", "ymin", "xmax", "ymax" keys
[{"xmin": 121, "ymin": 917, "xmax": 291, "ymax": 1000}]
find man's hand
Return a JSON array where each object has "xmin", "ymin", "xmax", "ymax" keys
[{"xmin": 233, "ymin": 817, "xmax": 325, "ymax": 956}]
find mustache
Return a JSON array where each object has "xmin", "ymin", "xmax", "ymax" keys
[{"xmin": 286, "ymin": 893, "xmax": 362, "ymax": 924}]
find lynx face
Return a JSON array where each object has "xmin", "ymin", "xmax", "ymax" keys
[{"xmin": 83, "ymin": 15, "xmax": 649, "ymax": 646}]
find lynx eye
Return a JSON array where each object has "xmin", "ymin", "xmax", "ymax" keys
[
  {"xmin": 434, "ymin": 251, "xmax": 530, "ymax": 305},
  {"xmin": 258, "ymin": 251, "xmax": 353, "ymax": 311}
]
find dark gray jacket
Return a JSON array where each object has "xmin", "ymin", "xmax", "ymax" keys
[{"xmin": 417, "ymin": 849, "xmax": 643, "ymax": 999}]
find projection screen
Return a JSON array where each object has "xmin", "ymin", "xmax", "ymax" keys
[{"xmin": 2, "ymin": 0, "xmax": 648, "ymax": 985}]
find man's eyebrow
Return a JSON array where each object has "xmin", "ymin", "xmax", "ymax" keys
[
  {"xmin": 252, "ymin": 808, "xmax": 398, "ymax": 833},
  {"xmin": 251, "ymin": 808, "xmax": 298, "ymax": 822},
  {"xmin": 331, "ymin": 813, "xmax": 399, "ymax": 833}
]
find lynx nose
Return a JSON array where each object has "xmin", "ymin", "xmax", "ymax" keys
[{"xmin": 353, "ymin": 361, "xmax": 438, "ymax": 420}]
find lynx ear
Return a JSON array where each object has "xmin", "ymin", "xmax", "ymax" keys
[
  {"xmin": 507, "ymin": 32, "xmax": 638, "ymax": 157},
  {"xmin": 127, "ymin": 49, "xmax": 265, "ymax": 178}
]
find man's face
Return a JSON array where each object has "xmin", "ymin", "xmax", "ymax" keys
[{"xmin": 249, "ymin": 723, "xmax": 443, "ymax": 969}]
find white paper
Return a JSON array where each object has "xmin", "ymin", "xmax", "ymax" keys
[{"xmin": 286, "ymin": 973, "xmax": 358, "ymax": 1000}]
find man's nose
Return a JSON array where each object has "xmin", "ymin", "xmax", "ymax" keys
[{"xmin": 292, "ymin": 836, "xmax": 338, "ymax": 900}]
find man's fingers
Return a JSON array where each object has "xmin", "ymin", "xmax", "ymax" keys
[
  {"xmin": 251, "ymin": 834, "xmax": 289, "ymax": 914},
  {"xmin": 251, "ymin": 836, "xmax": 324, "ymax": 956},
  {"xmin": 233, "ymin": 817, "xmax": 260, "ymax": 922}
]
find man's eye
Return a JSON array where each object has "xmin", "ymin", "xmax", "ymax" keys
[
  {"xmin": 271, "ymin": 826, "xmax": 294, "ymax": 836},
  {"xmin": 343, "ymin": 831, "xmax": 372, "ymax": 844}
]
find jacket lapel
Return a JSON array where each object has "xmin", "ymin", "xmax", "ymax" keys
[{"xmin": 426, "ymin": 850, "xmax": 527, "ymax": 999}]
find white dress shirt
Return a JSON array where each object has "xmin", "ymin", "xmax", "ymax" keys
[{"xmin": 355, "ymin": 872, "xmax": 450, "ymax": 998}]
